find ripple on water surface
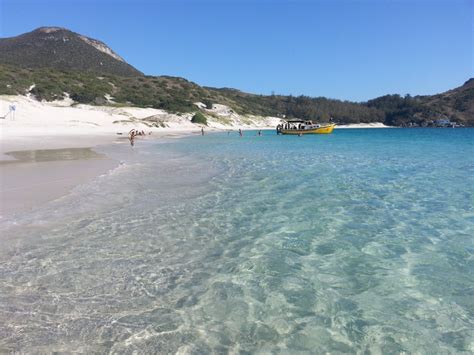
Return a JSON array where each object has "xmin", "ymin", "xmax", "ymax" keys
[{"xmin": 0, "ymin": 129, "xmax": 473, "ymax": 353}]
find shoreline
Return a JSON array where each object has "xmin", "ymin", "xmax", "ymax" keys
[
  {"xmin": 0, "ymin": 94, "xmax": 395, "ymax": 219},
  {"xmin": 335, "ymin": 122, "xmax": 394, "ymax": 129},
  {"xmin": 0, "ymin": 131, "xmax": 205, "ymax": 219},
  {"xmin": 0, "ymin": 136, "xmax": 118, "ymax": 219}
]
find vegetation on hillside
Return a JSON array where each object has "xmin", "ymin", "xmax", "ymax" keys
[
  {"xmin": 0, "ymin": 64, "xmax": 472, "ymax": 126},
  {"xmin": 366, "ymin": 80, "xmax": 474, "ymax": 126},
  {"xmin": 366, "ymin": 94, "xmax": 428, "ymax": 126},
  {"xmin": 204, "ymin": 88, "xmax": 386, "ymax": 123},
  {"xmin": 191, "ymin": 112, "xmax": 207, "ymax": 125},
  {"xmin": 0, "ymin": 64, "xmax": 211, "ymax": 112}
]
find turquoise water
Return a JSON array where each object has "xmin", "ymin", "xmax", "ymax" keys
[{"xmin": 1, "ymin": 128, "xmax": 473, "ymax": 353}]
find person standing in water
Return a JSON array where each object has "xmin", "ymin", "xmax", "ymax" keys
[
  {"xmin": 258, "ymin": 130, "xmax": 262, "ymax": 136},
  {"xmin": 201, "ymin": 127, "xmax": 204, "ymax": 136},
  {"xmin": 239, "ymin": 129, "xmax": 243, "ymax": 137}
]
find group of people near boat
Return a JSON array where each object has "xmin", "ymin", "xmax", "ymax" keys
[
  {"xmin": 277, "ymin": 122, "xmax": 320, "ymax": 131},
  {"xmin": 128, "ymin": 129, "xmax": 148, "ymax": 146}
]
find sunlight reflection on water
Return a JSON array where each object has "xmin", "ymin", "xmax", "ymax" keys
[{"xmin": 1, "ymin": 129, "xmax": 473, "ymax": 353}]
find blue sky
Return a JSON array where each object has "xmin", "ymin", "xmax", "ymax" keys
[{"xmin": 0, "ymin": 0, "xmax": 472, "ymax": 101}]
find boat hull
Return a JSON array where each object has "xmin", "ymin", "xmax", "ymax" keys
[{"xmin": 280, "ymin": 124, "xmax": 335, "ymax": 135}]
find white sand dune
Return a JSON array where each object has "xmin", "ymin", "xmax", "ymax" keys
[
  {"xmin": 0, "ymin": 95, "xmax": 198, "ymax": 137},
  {"xmin": 0, "ymin": 96, "xmax": 283, "ymax": 140},
  {"xmin": 335, "ymin": 122, "xmax": 393, "ymax": 129}
]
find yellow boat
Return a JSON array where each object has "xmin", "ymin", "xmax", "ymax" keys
[{"xmin": 276, "ymin": 119, "xmax": 335, "ymax": 135}]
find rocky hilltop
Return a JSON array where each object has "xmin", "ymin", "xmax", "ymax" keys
[{"xmin": 0, "ymin": 27, "xmax": 142, "ymax": 77}]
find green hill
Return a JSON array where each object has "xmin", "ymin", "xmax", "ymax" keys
[
  {"xmin": 1, "ymin": 27, "xmax": 472, "ymax": 127},
  {"xmin": 0, "ymin": 64, "xmax": 385, "ymax": 123},
  {"xmin": 366, "ymin": 79, "xmax": 474, "ymax": 126}
]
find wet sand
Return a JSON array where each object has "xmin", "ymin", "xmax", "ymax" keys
[
  {"xmin": 0, "ymin": 132, "xmax": 201, "ymax": 219},
  {"xmin": 0, "ymin": 145, "xmax": 118, "ymax": 218}
]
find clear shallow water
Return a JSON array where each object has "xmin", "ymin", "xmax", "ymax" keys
[{"xmin": 0, "ymin": 128, "xmax": 473, "ymax": 353}]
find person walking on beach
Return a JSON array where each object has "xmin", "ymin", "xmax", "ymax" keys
[
  {"xmin": 201, "ymin": 127, "xmax": 204, "ymax": 136},
  {"xmin": 129, "ymin": 129, "xmax": 136, "ymax": 146}
]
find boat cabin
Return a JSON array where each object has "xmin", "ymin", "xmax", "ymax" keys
[
  {"xmin": 276, "ymin": 119, "xmax": 335, "ymax": 135},
  {"xmin": 280, "ymin": 119, "xmax": 321, "ymax": 130}
]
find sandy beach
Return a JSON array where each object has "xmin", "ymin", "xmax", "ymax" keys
[
  {"xmin": 0, "ymin": 94, "xmax": 391, "ymax": 219},
  {"xmin": 0, "ymin": 95, "xmax": 198, "ymax": 218},
  {"xmin": 335, "ymin": 122, "xmax": 393, "ymax": 129},
  {"xmin": 0, "ymin": 134, "xmax": 118, "ymax": 217}
]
